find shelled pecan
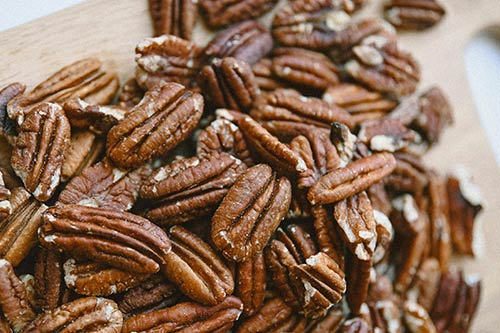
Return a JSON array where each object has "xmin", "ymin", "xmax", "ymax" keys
[
  {"xmin": 384, "ymin": 0, "xmax": 446, "ymax": 31},
  {"xmin": 235, "ymin": 252, "xmax": 266, "ymax": 317},
  {"xmin": 0, "ymin": 83, "xmax": 25, "ymax": 143},
  {"xmin": 0, "ymin": 172, "xmax": 11, "ymax": 222},
  {"xmin": 200, "ymin": 0, "xmax": 279, "ymax": 28},
  {"xmin": 118, "ymin": 78, "xmax": 145, "ymax": 109},
  {"xmin": 60, "ymin": 130, "xmax": 104, "ymax": 181},
  {"xmin": 252, "ymin": 58, "xmax": 285, "ymax": 92},
  {"xmin": 34, "ymin": 247, "xmax": 69, "ymax": 312},
  {"xmin": 149, "ymin": 0, "xmax": 198, "ymax": 39}
]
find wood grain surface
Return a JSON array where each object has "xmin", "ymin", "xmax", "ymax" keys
[{"xmin": 1, "ymin": 0, "xmax": 499, "ymax": 330}]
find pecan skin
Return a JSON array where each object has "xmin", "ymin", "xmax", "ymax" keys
[
  {"xmin": 149, "ymin": 0, "xmax": 198, "ymax": 39},
  {"xmin": 308, "ymin": 152, "xmax": 396, "ymax": 205},
  {"xmin": 200, "ymin": 0, "xmax": 279, "ymax": 28},
  {"xmin": 11, "ymin": 102, "xmax": 70, "ymax": 202},
  {"xmin": 235, "ymin": 252, "xmax": 266, "ymax": 317},
  {"xmin": 211, "ymin": 164, "xmax": 292, "ymax": 262},
  {"xmin": 385, "ymin": 0, "xmax": 445, "ymax": 30},
  {"xmin": 106, "ymin": 82, "xmax": 203, "ymax": 168}
]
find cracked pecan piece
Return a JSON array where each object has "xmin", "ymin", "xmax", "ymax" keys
[
  {"xmin": 235, "ymin": 252, "xmax": 266, "ymax": 317},
  {"xmin": 211, "ymin": 164, "xmax": 292, "ymax": 262},
  {"xmin": 59, "ymin": 158, "xmax": 152, "ymax": 212},
  {"xmin": 204, "ymin": 21, "xmax": 273, "ymax": 65},
  {"xmin": 0, "ymin": 259, "xmax": 36, "ymax": 333},
  {"xmin": 10, "ymin": 102, "xmax": 70, "ymax": 202},
  {"xmin": 201, "ymin": 0, "xmax": 278, "ymax": 28},
  {"xmin": 135, "ymin": 35, "xmax": 202, "ymax": 89},
  {"xmin": 140, "ymin": 152, "xmax": 246, "ymax": 225},
  {"xmin": 309, "ymin": 152, "xmax": 396, "ymax": 205},
  {"xmin": 162, "ymin": 226, "xmax": 234, "ymax": 305},
  {"xmin": 149, "ymin": 0, "xmax": 198, "ymax": 39},
  {"xmin": 0, "ymin": 83, "xmax": 25, "ymax": 143},
  {"xmin": 236, "ymin": 297, "xmax": 306, "ymax": 333},
  {"xmin": 271, "ymin": 48, "xmax": 340, "ymax": 92},
  {"xmin": 123, "ymin": 296, "xmax": 243, "ymax": 333},
  {"xmin": 118, "ymin": 78, "xmax": 145, "ymax": 110},
  {"xmin": 23, "ymin": 297, "xmax": 123, "ymax": 333},
  {"xmin": 39, "ymin": 205, "xmax": 172, "ymax": 274},
  {"xmin": 0, "ymin": 187, "xmax": 47, "ymax": 266},
  {"xmin": 385, "ymin": 0, "xmax": 445, "ymax": 30},
  {"xmin": 7, "ymin": 58, "xmax": 118, "ymax": 124},
  {"xmin": 199, "ymin": 57, "xmax": 260, "ymax": 112},
  {"xmin": 106, "ymin": 82, "xmax": 203, "ymax": 168},
  {"xmin": 63, "ymin": 258, "xmax": 150, "ymax": 296},
  {"xmin": 197, "ymin": 118, "xmax": 254, "ymax": 166}
]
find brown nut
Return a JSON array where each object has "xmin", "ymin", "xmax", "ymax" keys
[
  {"xmin": 10, "ymin": 102, "xmax": 70, "ymax": 202},
  {"xmin": 118, "ymin": 78, "xmax": 145, "ymax": 110},
  {"xmin": 235, "ymin": 252, "xmax": 266, "ymax": 317},
  {"xmin": 135, "ymin": 35, "xmax": 202, "ymax": 90},
  {"xmin": 23, "ymin": 297, "xmax": 123, "ymax": 333},
  {"xmin": 0, "ymin": 172, "xmax": 11, "ymax": 222},
  {"xmin": 140, "ymin": 152, "xmax": 246, "ymax": 225},
  {"xmin": 0, "ymin": 317, "xmax": 12, "ymax": 333},
  {"xmin": 404, "ymin": 301, "xmax": 437, "ymax": 333},
  {"xmin": 369, "ymin": 300, "xmax": 404, "ymax": 333},
  {"xmin": 340, "ymin": 317, "xmax": 371, "ymax": 333},
  {"xmin": 252, "ymin": 58, "xmax": 286, "ymax": 92},
  {"xmin": 149, "ymin": 0, "xmax": 198, "ymax": 39},
  {"xmin": 106, "ymin": 82, "xmax": 203, "ymax": 168},
  {"xmin": 386, "ymin": 153, "xmax": 429, "ymax": 197},
  {"xmin": 58, "ymin": 158, "xmax": 152, "ymax": 212},
  {"xmin": 0, "ymin": 259, "xmax": 36, "ymax": 333},
  {"xmin": 211, "ymin": 164, "xmax": 292, "ymax": 262},
  {"xmin": 39, "ymin": 205, "xmax": 172, "ymax": 274},
  {"xmin": 384, "ymin": 0, "xmax": 445, "ymax": 31},
  {"xmin": 34, "ymin": 247, "xmax": 69, "ymax": 312},
  {"xmin": 204, "ymin": 21, "xmax": 273, "ymax": 65},
  {"xmin": 345, "ymin": 251, "xmax": 372, "ymax": 315},
  {"xmin": 358, "ymin": 118, "xmax": 416, "ymax": 152},
  {"xmin": 276, "ymin": 224, "xmax": 318, "ymax": 265},
  {"xmin": 407, "ymin": 258, "xmax": 441, "ymax": 311},
  {"xmin": 60, "ymin": 130, "xmax": 104, "ymax": 182},
  {"xmin": 0, "ymin": 83, "xmax": 25, "ymax": 142},
  {"xmin": 306, "ymin": 307, "xmax": 345, "ymax": 333},
  {"xmin": 162, "ymin": 226, "xmax": 234, "ymax": 305},
  {"xmin": 311, "ymin": 205, "xmax": 345, "ymax": 267},
  {"xmin": 309, "ymin": 152, "xmax": 396, "ymax": 205},
  {"xmin": 200, "ymin": 0, "xmax": 279, "ymax": 28},
  {"xmin": 122, "ymin": 296, "xmax": 243, "ymax": 333}
]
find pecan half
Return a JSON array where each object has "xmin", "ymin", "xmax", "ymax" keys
[
  {"xmin": 403, "ymin": 301, "xmax": 436, "ymax": 333},
  {"xmin": 135, "ymin": 35, "xmax": 202, "ymax": 90},
  {"xmin": 385, "ymin": 0, "xmax": 445, "ymax": 30},
  {"xmin": 358, "ymin": 118, "xmax": 416, "ymax": 152},
  {"xmin": 140, "ymin": 152, "xmax": 246, "ymax": 225},
  {"xmin": 204, "ymin": 21, "xmax": 273, "ymax": 65},
  {"xmin": 7, "ymin": 58, "xmax": 118, "ymax": 124},
  {"xmin": 200, "ymin": 0, "xmax": 279, "ymax": 28},
  {"xmin": 197, "ymin": 118, "xmax": 254, "ymax": 166},
  {"xmin": 276, "ymin": 224, "xmax": 318, "ymax": 265},
  {"xmin": 211, "ymin": 164, "xmax": 292, "ymax": 262},
  {"xmin": 306, "ymin": 307, "xmax": 345, "ymax": 332},
  {"xmin": 0, "ymin": 83, "xmax": 25, "ymax": 142},
  {"xmin": 0, "ymin": 317, "xmax": 12, "ymax": 333},
  {"xmin": 122, "ymin": 296, "xmax": 243, "ymax": 333},
  {"xmin": 162, "ymin": 226, "xmax": 234, "ymax": 305},
  {"xmin": 63, "ymin": 259, "xmax": 150, "ymax": 296},
  {"xmin": 406, "ymin": 258, "xmax": 441, "ymax": 310},
  {"xmin": 39, "ymin": 205, "xmax": 172, "ymax": 274},
  {"xmin": 118, "ymin": 78, "xmax": 145, "ymax": 110},
  {"xmin": 0, "ymin": 259, "xmax": 36, "ymax": 333},
  {"xmin": 309, "ymin": 152, "xmax": 396, "ymax": 205},
  {"xmin": 235, "ymin": 252, "xmax": 266, "ymax": 317},
  {"xmin": 340, "ymin": 318, "xmax": 371, "ymax": 333},
  {"xmin": 430, "ymin": 268, "xmax": 462, "ymax": 331},
  {"xmin": 106, "ymin": 82, "xmax": 203, "ymax": 168},
  {"xmin": 0, "ymin": 172, "xmax": 11, "ymax": 222},
  {"xmin": 252, "ymin": 58, "xmax": 285, "ymax": 92},
  {"xmin": 10, "ymin": 102, "xmax": 70, "ymax": 201},
  {"xmin": 149, "ymin": 0, "xmax": 198, "ymax": 39},
  {"xmin": 386, "ymin": 153, "xmax": 429, "ymax": 197},
  {"xmin": 0, "ymin": 187, "xmax": 46, "ymax": 266},
  {"xmin": 311, "ymin": 205, "xmax": 345, "ymax": 267},
  {"xmin": 23, "ymin": 297, "xmax": 123, "ymax": 333},
  {"xmin": 369, "ymin": 300, "xmax": 404, "ymax": 333},
  {"xmin": 444, "ymin": 274, "xmax": 481, "ymax": 333},
  {"xmin": 199, "ymin": 57, "xmax": 260, "ymax": 112},
  {"xmin": 345, "ymin": 251, "xmax": 372, "ymax": 315},
  {"xmin": 59, "ymin": 159, "xmax": 152, "ymax": 211},
  {"xmin": 34, "ymin": 247, "xmax": 69, "ymax": 311}
]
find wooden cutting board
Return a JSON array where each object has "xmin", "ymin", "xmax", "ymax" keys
[{"xmin": 1, "ymin": 0, "xmax": 499, "ymax": 330}]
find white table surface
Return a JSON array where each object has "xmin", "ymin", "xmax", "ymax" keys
[{"xmin": 1, "ymin": 0, "xmax": 499, "ymax": 167}]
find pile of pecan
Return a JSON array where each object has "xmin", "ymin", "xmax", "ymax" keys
[{"xmin": 0, "ymin": 0, "xmax": 482, "ymax": 332}]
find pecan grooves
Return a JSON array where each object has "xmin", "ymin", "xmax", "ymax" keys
[{"xmin": 149, "ymin": 0, "xmax": 198, "ymax": 39}]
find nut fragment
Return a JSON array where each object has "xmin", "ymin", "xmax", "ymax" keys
[
  {"xmin": 149, "ymin": 0, "xmax": 198, "ymax": 39},
  {"xmin": 200, "ymin": 0, "xmax": 279, "ymax": 28},
  {"xmin": 0, "ymin": 172, "xmax": 11, "ymax": 222},
  {"xmin": 384, "ymin": 0, "xmax": 445, "ymax": 30}
]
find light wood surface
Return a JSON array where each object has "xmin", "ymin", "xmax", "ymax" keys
[{"xmin": 1, "ymin": 0, "xmax": 499, "ymax": 330}]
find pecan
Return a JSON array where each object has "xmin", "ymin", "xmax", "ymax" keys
[
  {"xmin": 162, "ymin": 226, "xmax": 234, "ymax": 305},
  {"xmin": 0, "ymin": 172, "xmax": 11, "ymax": 222},
  {"xmin": 309, "ymin": 153, "xmax": 396, "ymax": 205},
  {"xmin": 34, "ymin": 247, "xmax": 69, "ymax": 311},
  {"xmin": 235, "ymin": 252, "xmax": 266, "ymax": 317},
  {"xmin": 276, "ymin": 224, "xmax": 318, "ymax": 265},
  {"xmin": 403, "ymin": 301, "xmax": 436, "ymax": 333},
  {"xmin": 386, "ymin": 153, "xmax": 429, "ymax": 197},
  {"xmin": 251, "ymin": 89, "xmax": 355, "ymax": 136},
  {"xmin": 149, "ymin": 0, "xmax": 198, "ymax": 39},
  {"xmin": 211, "ymin": 164, "xmax": 292, "ymax": 262},
  {"xmin": 199, "ymin": 57, "xmax": 260, "ymax": 112},
  {"xmin": 271, "ymin": 48, "xmax": 340, "ymax": 92},
  {"xmin": 306, "ymin": 307, "xmax": 345, "ymax": 332},
  {"xmin": 0, "ymin": 187, "xmax": 46, "ymax": 266},
  {"xmin": 39, "ymin": 205, "xmax": 172, "ymax": 274},
  {"xmin": 430, "ymin": 268, "xmax": 463, "ymax": 331},
  {"xmin": 106, "ymin": 82, "xmax": 203, "ymax": 168},
  {"xmin": 345, "ymin": 251, "xmax": 372, "ymax": 315},
  {"xmin": 367, "ymin": 181, "xmax": 392, "ymax": 216},
  {"xmin": 197, "ymin": 118, "xmax": 254, "ymax": 166},
  {"xmin": 406, "ymin": 258, "xmax": 441, "ymax": 310},
  {"xmin": 204, "ymin": 21, "xmax": 273, "ymax": 65},
  {"xmin": 340, "ymin": 317, "xmax": 371, "ymax": 332},
  {"xmin": 0, "ymin": 259, "xmax": 36, "ymax": 333},
  {"xmin": 140, "ymin": 152, "xmax": 246, "ymax": 225},
  {"xmin": 445, "ymin": 275, "xmax": 481, "ymax": 333},
  {"xmin": 10, "ymin": 102, "xmax": 70, "ymax": 201},
  {"xmin": 59, "ymin": 159, "xmax": 152, "ymax": 211},
  {"xmin": 7, "ymin": 58, "xmax": 118, "ymax": 124},
  {"xmin": 373, "ymin": 210, "xmax": 393, "ymax": 265},
  {"xmin": 369, "ymin": 300, "xmax": 404, "ymax": 333},
  {"xmin": 236, "ymin": 297, "xmax": 306, "ymax": 333},
  {"xmin": 119, "ymin": 274, "xmax": 180, "ymax": 315},
  {"xmin": 0, "ymin": 317, "xmax": 11, "ymax": 333},
  {"xmin": 358, "ymin": 118, "xmax": 416, "ymax": 152},
  {"xmin": 252, "ymin": 58, "xmax": 285, "ymax": 92},
  {"xmin": 20, "ymin": 275, "xmax": 36, "ymax": 310},
  {"xmin": 384, "ymin": 0, "xmax": 445, "ymax": 30},
  {"xmin": 135, "ymin": 35, "xmax": 202, "ymax": 90},
  {"xmin": 345, "ymin": 40, "xmax": 421, "ymax": 97},
  {"xmin": 367, "ymin": 274, "xmax": 394, "ymax": 304},
  {"xmin": 23, "ymin": 297, "xmax": 123, "ymax": 333},
  {"xmin": 291, "ymin": 130, "xmax": 340, "ymax": 189},
  {"xmin": 63, "ymin": 259, "xmax": 150, "ymax": 296},
  {"xmin": 118, "ymin": 78, "xmax": 145, "ymax": 109},
  {"xmin": 311, "ymin": 205, "xmax": 345, "ymax": 267},
  {"xmin": 60, "ymin": 130, "xmax": 104, "ymax": 182},
  {"xmin": 290, "ymin": 252, "xmax": 346, "ymax": 318},
  {"xmin": 0, "ymin": 83, "xmax": 25, "ymax": 142},
  {"xmin": 446, "ymin": 171, "xmax": 482, "ymax": 256},
  {"xmin": 122, "ymin": 296, "xmax": 243, "ymax": 333},
  {"xmin": 200, "ymin": 0, "xmax": 279, "ymax": 28},
  {"xmin": 330, "ymin": 122, "xmax": 357, "ymax": 167}
]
